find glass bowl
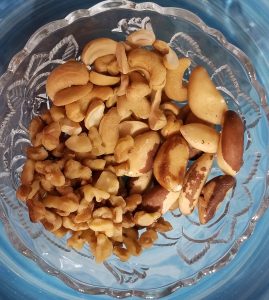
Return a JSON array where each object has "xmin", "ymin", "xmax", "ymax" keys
[{"xmin": 0, "ymin": 0, "xmax": 268, "ymax": 298}]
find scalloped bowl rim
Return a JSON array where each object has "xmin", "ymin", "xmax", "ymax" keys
[{"xmin": 0, "ymin": 0, "xmax": 268, "ymax": 299}]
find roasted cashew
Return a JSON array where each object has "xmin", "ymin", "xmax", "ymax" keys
[
  {"xmin": 82, "ymin": 38, "xmax": 117, "ymax": 65},
  {"xmin": 46, "ymin": 61, "xmax": 89, "ymax": 100},
  {"xmin": 128, "ymin": 48, "xmax": 166, "ymax": 90}
]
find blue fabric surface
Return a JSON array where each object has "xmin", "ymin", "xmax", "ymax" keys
[{"xmin": 0, "ymin": 1, "xmax": 268, "ymax": 299}]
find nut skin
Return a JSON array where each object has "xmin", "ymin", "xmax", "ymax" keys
[
  {"xmin": 178, "ymin": 153, "xmax": 214, "ymax": 215},
  {"xmin": 217, "ymin": 110, "xmax": 244, "ymax": 176},
  {"xmin": 184, "ymin": 110, "xmax": 211, "ymax": 126},
  {"xmin": 127, "ymin": 131, "xmax": 161, "ymax": 177},
  {"xmin": 198, "ymin": 175, "xmax": 236, "ymax": 224},
  {"xmin": 129, "ymin": 171, "xmax": 152, "ymax": 194},
  {"xmin": 142, "ymin": 185, "xmax": 180, "ymax": 214},
  {"xmin": 153, "ymin": 135, "xmax": 189, "ymax": 192}
]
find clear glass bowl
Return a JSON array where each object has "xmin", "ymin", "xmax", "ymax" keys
[{"xmin": 0, "ymin": 0, "xmax": 268, "ymax": 298}]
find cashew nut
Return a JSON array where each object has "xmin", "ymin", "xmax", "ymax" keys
[
  {"xmin": 60, "ymin": 117, "xmax": 82, "ymax": 135},
  {"xmin": 94, "ymin": 54, "xmax": 116, "ymax": 73},
  {"xmin": 149, "ymin": 89, "xmax": 167, "ymax": 131},
  {"xmin": 50, "ymin": 105, "xmax": 65, "ymax": 122},
  {"xmin": 127, "ymin": 29, "xmax": 155, "ymax": 47},
  {"xmin": 153, "ymin": 40, "xmax": 179, "ymax": 70},
  {"xmin": 116, "ymin": 74, "xmax": 129, "ymax": 96},
  {"xmin": 89, "ymin": 71, "xmax": 120, "ymax": 86},
  {"xmin": 82, "ymin": 38, "xmax": 117, "ymax": 65},
  {"xmin": 46, "ymin": 61, "xmax": 89, "ymax": 100},
  {"xmin": 65, "ymin": 133, "xmax": 92, "ymax": 153},
  {"xmin": 128, "ymin": 48, "xmax": 166, "ymax": 90},
  {"xmin": 65, "ymin": 86, "xmax": 113, "ymax": 122},
  {"xmin": 118, "ymin": 120, "xmax": 149, "ymax": 138},
  {"xmin": 54, "ymin": 83, "xmax": 93, "ymax": 106},
  {"xmin": 84, "ymin": 99, "xmax": 105, "ymax": 129},
  {"xmin": 164, "ymin": 57, "xmax": 191, "ymax": 102},
  {"xmin": 116, "ymin": 42, "xmax": 129, "ymax": 74}
]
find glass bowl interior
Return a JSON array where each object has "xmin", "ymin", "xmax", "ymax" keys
[{"xmin": 0, "ymin": 1, "xmax": 268, "ymax": 298}]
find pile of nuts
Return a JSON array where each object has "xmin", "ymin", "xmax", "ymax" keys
[{"xmin": 16, "ymin": 29, "xmax": 244, "ymax": 263}]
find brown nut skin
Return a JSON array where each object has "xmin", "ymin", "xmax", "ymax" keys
[
  {"xmin": 198, "ymin": 175, "xmax": 236, "ymax": 224},
  {"xmin": 46, "ymin": 61, "xmax": 89, "ymax": 100},
  {"xmin": 184, "ymin": 110, "xmax": 212, "ymax": 126},
  {"xmin": 142, "ymin": 185, "xmax": 180, "ymax": 214},
  {"xmin": 178, "ymin": 153, "xmax": 214, "ymax": 215},
  {"xmin": 127, "ymin": 131, "xmax": 161, "ymax": 177},
  {"xmin": 217, "ymin": 110, "xmax": 244, "ymax": 176},
  {"xmin": 188, "ymin": 145, "xmax": 202, "ymax": 160},
  {"xmin": 153, "ymin": 135, "xmax": 189, "ymax": 192},
  {"xmin": 129, "ymin": 171, "xmax": 152, "ymax": 194}
]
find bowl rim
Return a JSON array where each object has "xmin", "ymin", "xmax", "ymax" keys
[{"xmin": 0, "ymin": 0, "xmax": 268, "ymax": 298}]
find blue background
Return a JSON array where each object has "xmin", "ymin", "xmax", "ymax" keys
[{"xmin": 0, "ymin": 1, "xmax": 269, "ymax": 299}]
